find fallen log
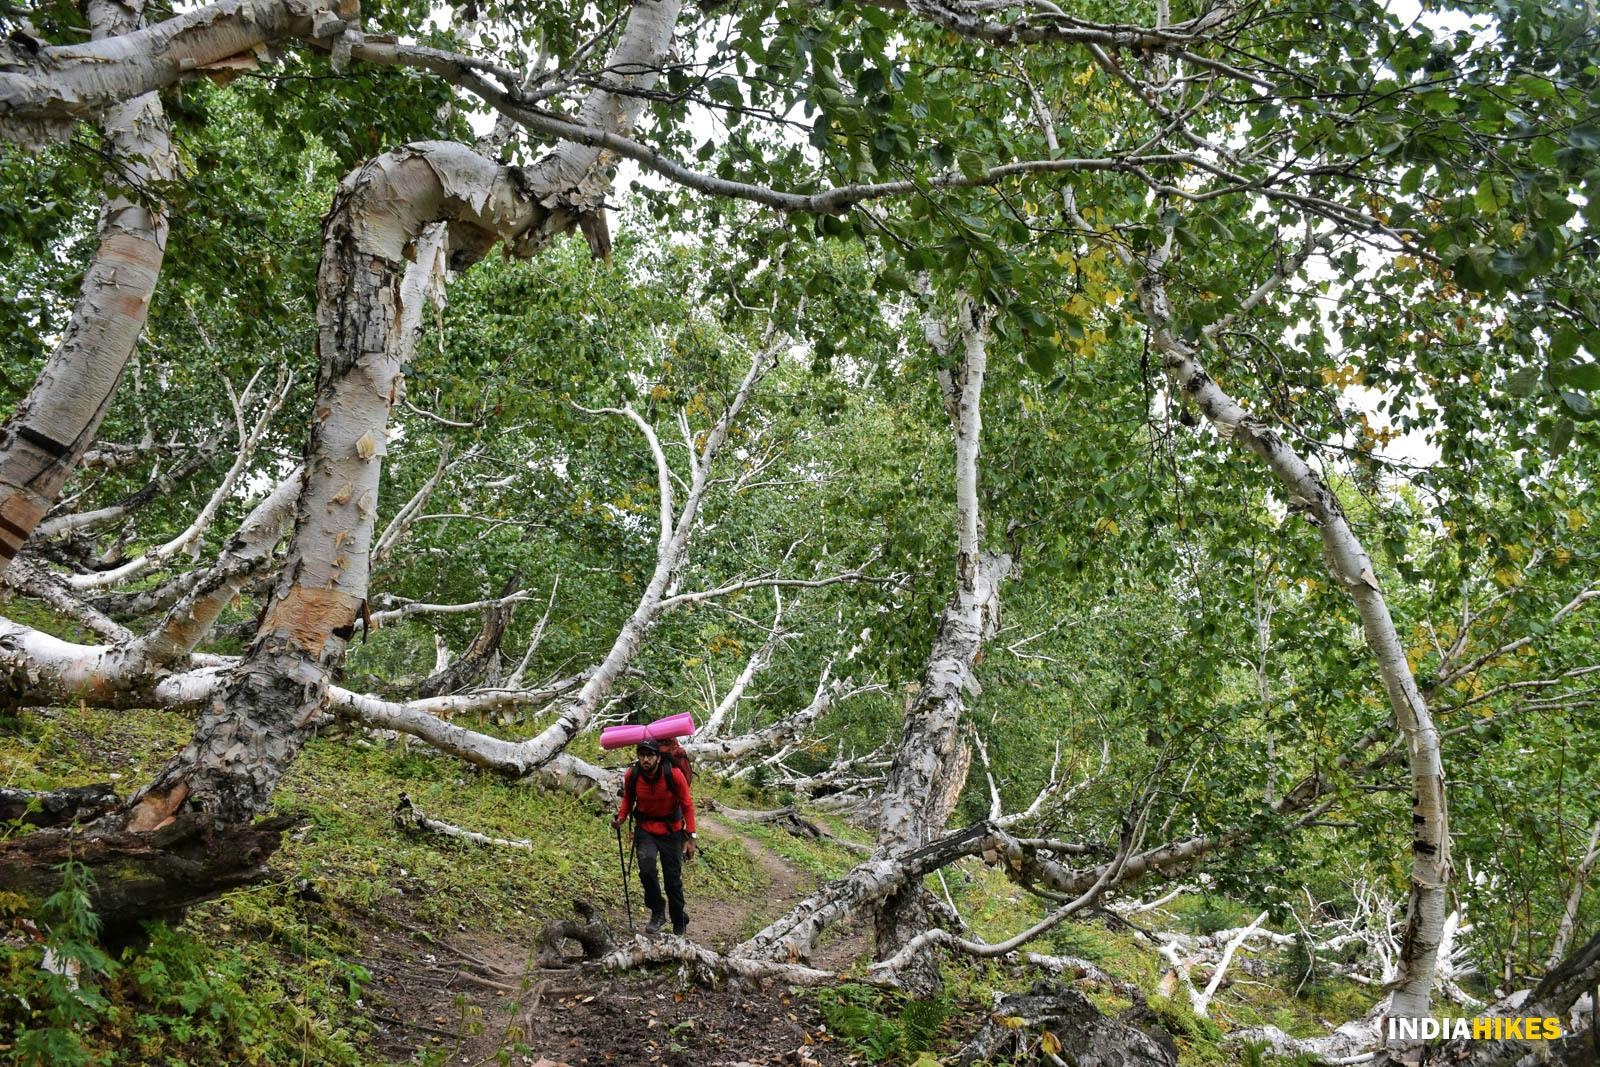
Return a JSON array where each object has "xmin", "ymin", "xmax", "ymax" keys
[
  {"xmin": 393, "ymin": 794, "xmax": 534, "ymax": 850},
  {"xmin": 0, "ymin": 783, "xmax": 120, "ymax": 827},
  {"xmin": 0, "ymin": 812, "xmax": 296, "ymax": 937}
]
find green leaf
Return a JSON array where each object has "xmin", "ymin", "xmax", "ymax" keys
[
  {"xmin": 1551, "ymin": 325, "xmax": 1581, "ymax": 362},
  {"xmin": 1024, "ymin": 338, "xmax": 1058, "ymax": 376},
  {"xmin": 1473, "ymin": 175, "xmax": 1509, "ymax": 214},
  {"xmin": 956, "ymin": 152, "xmax": 988, "ymax": 182},
  {"xmin": 1559, "ymin": 390, "xmax": 1594, "ymax": 418},
  {"xmin": 1556, "ymin": 363, "xmax": 1600, "ymax": 391},
  {"xmin": 1550, "ymin": 417, "xmax": 1575, "ymax": 458},
  {"xmin": 1567, "ymin": 126, "xmax": 1600, "ymax": 151},
  {"xmin": 1505, "ymin": 365, "xmax": 1541, "ymax": 397}
]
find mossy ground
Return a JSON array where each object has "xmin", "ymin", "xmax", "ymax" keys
[{"xmin": 4, "ymin": 700, "xmax": 1375, "ymax": 1065}]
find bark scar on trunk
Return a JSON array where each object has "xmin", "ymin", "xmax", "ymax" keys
[
  {"xmin": 126, "ymin": 781, "xmax": 189, "ymax": 832},
  {"xmin": 259, "ymin": 585, "xmax": 363, "ymax": 656}
]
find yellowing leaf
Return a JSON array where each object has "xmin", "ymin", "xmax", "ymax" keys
[{"xmin": 1040, "ymin": 1032, "xmax": 1062, "ymax": 1056}]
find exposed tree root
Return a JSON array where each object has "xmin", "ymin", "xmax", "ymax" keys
[
  {"xmin": 534, "ymin": 899, "xmax": 616, "ymax": 968},
  {"xmin": 599, "ymin": 934, "xmax": 843, "ymax": 986},
  {"xmin": 1408, "ymin": 929, "xmax": 1600, "ymax": 1067},
  {"xmin": 1229, "ymin": 1000, "xmax": 1385, "ymax": 1065},
  {"xmin": 1022, "ymin": 952, "xmax": 1146, "ymax": 1001}
]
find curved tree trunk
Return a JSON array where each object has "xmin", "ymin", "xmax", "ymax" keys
[
  {"xmin": 1134, "ymin": 249, "xmax": 1450, "ymax": 1024},
  {"xmin": 874, "ymin": 297, "xmax": 1011, "ymax": 993},
  {"xmin": 736, "ymin": 298, "xmax": 1011, "ymax": 982},
  {"xmin": 417, "ymin": 571, "xmax": 520, "ymax": 697},
  {"xmin": 115, "ymin": 146, "xmax": 549, "ymax": 833},
  {"xmin": 0, "ymin": 0, "xmax": 351, "ymax": 145},
  {"xmin": 114, "ymin": 0, "xmax": 679, "ymax": 834},
  {"xmin": 0, "ymin": 0, "xmax": 174, "ymax": 574},
  {"xmin": 0, "ymin": 0, "xmax": 682, "ymax": 920}
]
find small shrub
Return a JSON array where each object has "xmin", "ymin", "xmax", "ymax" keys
[
  {"xmin": 2, "ymin": 859, "xmax": 119, "ymax": 1067},
  {"xmin": 814, "ymin": 982, "xmax": 952, "ymax": 1065}
]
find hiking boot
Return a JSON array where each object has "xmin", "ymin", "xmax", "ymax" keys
[
  {"xmin": 646, "ymin": 912, "xmax": 666, "ymax": 934},
  {"xmin": 672, "ymin": 921, "xmax": 688, "ymax": 937}
]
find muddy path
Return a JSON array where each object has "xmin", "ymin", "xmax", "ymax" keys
[{"xmin": 362, "ymin": 814, "xmax": 871, "ymax": 1066}]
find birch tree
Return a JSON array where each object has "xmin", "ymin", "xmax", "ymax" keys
[{"xmin": 2, "ymin": 0, "xmax": 1598, "ymax": 1029}]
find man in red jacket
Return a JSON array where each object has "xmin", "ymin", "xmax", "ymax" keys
[{"xmin": 612, "ymin": 739, "xmax": 697, "ymax": 935}]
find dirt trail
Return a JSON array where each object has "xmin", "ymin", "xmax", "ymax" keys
[
  {"xmin": 692, "ymin": 813, "xmax": 811, "ymax": 950},
  {"xmin": 364, "ymin": 815, "xmax": 870, "ymax": 1066}
]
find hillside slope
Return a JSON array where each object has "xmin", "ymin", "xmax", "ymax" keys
[{"xmin": 3, "ymin": 700, "xmax": 1380, "ymax": 1066}]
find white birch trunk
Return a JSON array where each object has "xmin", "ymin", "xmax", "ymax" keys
[
  {"xmin": 735, "ymin": 300, "xmax": 1011, "ymax": 979},
  {"xmin": 0, "ymin": 0, "xmax": 353, "ymax": 145},
  {"xmin": 1137, "ymin": 261, "xmax": 1450, "ymax": 1022},
  {"xmin": 0, "ymin": 0, "xmax": 174, "ymax": 573},
  {"xmin": 114, "ymin": 0, "xmax": 681, "ymax": 832},
  {"xmin": 1547, "ymin": 817, "xmax": 1600, "ymax": 969},
  {"xmin": 872, "ymin": 298, "xmax": 1011, "ymax": 991}
]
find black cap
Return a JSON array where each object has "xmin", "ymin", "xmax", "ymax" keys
[{"xmin": 636, "ymin": 739, "xmax": 662, "ymax": 755}]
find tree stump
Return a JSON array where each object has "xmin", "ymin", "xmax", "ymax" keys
[{"xmin": 953, "ymin": 980, "xmax": 1177, "ymax": 1067}]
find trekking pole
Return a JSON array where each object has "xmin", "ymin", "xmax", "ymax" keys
[{"xmin": 615, "ymin": 822, "xmax": 635, "ymax": 933}]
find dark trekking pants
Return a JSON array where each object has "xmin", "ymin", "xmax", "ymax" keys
[{"xmin": 634, "ymin": 827, "xmax": 687, "ymax": 928}]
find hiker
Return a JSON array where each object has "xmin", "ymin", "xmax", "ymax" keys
[{"xmin": 612, "ymin": 738, "xmax": 697, "ymax": 935}]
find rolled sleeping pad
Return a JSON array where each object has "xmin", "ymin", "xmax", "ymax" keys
[
  {"xmin": 599, "ymin": 724, "xmax": 648, "ymax": 750},
  {"xmin": 599, "ymin": 711, "xmax": 697, "ymax": 750},
  {"xmin": 645, "ymin": 712, "xmax": 695, "ymax": 741}
]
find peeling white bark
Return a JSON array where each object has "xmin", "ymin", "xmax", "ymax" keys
[
  {"xmin": 0, "ymin": 0, "xmax": 353, "ymax": 145},
  {"xmin": 600, "ymin": 935, "xmax": 842, "ymax": 986},
  {"xmin": 0, "ymin": 0, "xmax": 175, "ymax": 572},
  {"xmin": 872, "ymin": 296, "xmax": 1012, "ymax": 990},
  {"xmin": 106, "ymin": 0, "xmax": 683, "ymax": 831},
  {"xmin": 2, "ymin": 557, "xmax": 132, "ymax": 642},
  {"xmin": 738, "ymin": 822, "xmax": 998, "ymax": 962},
  {"xmin": 1141, "ymin": 268, "xmax": 1449, "ymax": 1023},
  {"xmin": 734, "ymin": 301, "xmax": 1012, "ymax": 983},
  {"xmin": 1040, "ymin": 196, "xmax": 1451, "ymax": 1025}
]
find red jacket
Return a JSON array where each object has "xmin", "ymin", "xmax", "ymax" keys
[{"xmin": 617, "ymin": 765, "xmax": 696, "ymax": 836}]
